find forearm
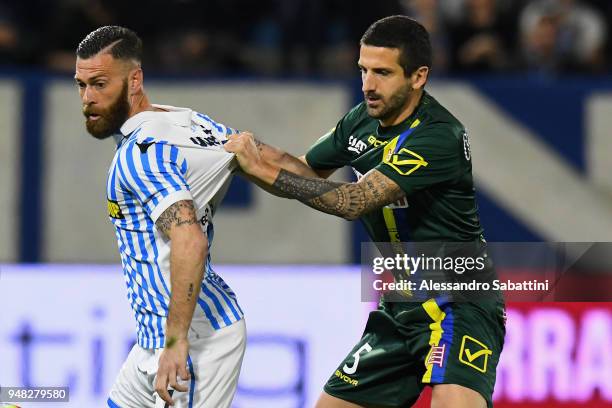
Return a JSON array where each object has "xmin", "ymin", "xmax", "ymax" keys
[
  {"xmin": 165, "ymin": 237, "xmax": 206, "ymax": 343},
  {"xmin": 248, "ymin": 162, "xmax": 361, "ymax": 219},
  {"xmin": 249, "ymin": 163, "xmax": 404, "ymax": 220},
  {"xmin": 225, "ymin": 133, "xmax": 398, "ymax": 217},
  {"xmin": 255, "ymin": 139, "xmax": 319, "ymax": 178}
]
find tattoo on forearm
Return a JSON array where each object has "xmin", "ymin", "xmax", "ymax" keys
[
  {"xmin": 253, "ymin": 138, "xmax": 264, "ymax": 153},
  {"xmin": 155, "ymin": 200, "xmax": 198, "ymax": 237},
  {"xmin": 187, "ymin": 283, "xmax": 194, "ymax": 301},
  {"xmin": 272, "ymin": 169, "xmax": 404, "ymax": 220}
]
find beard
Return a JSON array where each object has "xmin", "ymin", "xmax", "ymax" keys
[
  {"xmin": 364, "ymin": 81, "xmax": 413, "ymax": 123},
  {"xmin": 83, "ymin": 80, "xmax": 130, "ymax": 140}
]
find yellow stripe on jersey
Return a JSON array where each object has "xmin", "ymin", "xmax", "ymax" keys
[{"xmin": 382, "ymin": 207, "xmax": 401, "ymax": 243}]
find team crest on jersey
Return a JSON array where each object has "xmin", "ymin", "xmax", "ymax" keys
[
  {"xmin": 459, "ymin": 335, "xmax": 492, "ymax": 373},
  {"xmin": 426, "ymin": 343, "xmax": 446, "ymax": 368},
  {"xmin": 107, "ymin": 199, "xmax": 124, "ymax": 219},
  {"xmin": 384, "ymin": 148, "xmax": 428, "ymax": 176}
]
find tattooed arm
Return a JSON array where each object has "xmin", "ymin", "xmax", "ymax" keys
[
  {"xmin": 224, "ymin": 133, "xmax": 404, "ymax": 220},
  {"xmin": 154, "ymin": 200, "xmax": 207, "ymax": 405},
  {"xmin": 238, "ymin": 136, "xmax": 338, "ymax": 198},
  {"xmin": 272, "ymin": 168, "xmax": 404, "ymax": 220}
]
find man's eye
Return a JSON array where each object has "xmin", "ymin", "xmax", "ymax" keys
[{"xmin": 95, "ymin": 82, "xmax": 105, "ymax": 89}]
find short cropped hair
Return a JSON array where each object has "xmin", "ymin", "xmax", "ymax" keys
[
  {"xmin": 76, "ymin": 26, "xmax": 142, "ymax": 62},
  {"xmin": 361, "ymin": 16, "xmax": 432, "ymax": 76}
]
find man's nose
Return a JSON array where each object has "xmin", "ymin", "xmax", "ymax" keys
[
  {"xmin": 362, "ymin": 72, "xmax": 375, "ymax": 93},
  {"xmin": 82, "ymin": 85, "xmax": 95, "ymax": 104}
]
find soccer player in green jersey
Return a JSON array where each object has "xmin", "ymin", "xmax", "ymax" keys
[{"xmin": 225, "ymin": 15, "xmax": 505, "ymax": 408}]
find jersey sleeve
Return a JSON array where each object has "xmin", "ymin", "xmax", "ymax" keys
[
  {"xmin": 305, "ymin": 104, "xmax": 364, "ymax": 170},
  {"xmin": 119, "ymin": 140, "xmax": 193, "ymax": 222},
  {"xmin": 375, "ymin": 124, "xmax": 463, "ymax": 195}
]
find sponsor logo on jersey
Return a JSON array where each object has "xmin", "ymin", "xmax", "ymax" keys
[
  {"xmin": 107, "ymin": 199, "xmax": 124, "ymax": 220},
  {"xmin": 384, "ymin": 148, "xmax": 429, "ymax": 176},
  {"xmin": 334, "ymin": 370, "xmax": 358, "ymax": 386},
  {"xmin": 199, "ymin": 205, "xmax": 211, "ymax": 228},
  {"xmin": 348, "ymin": 135, "xmax": 368, "ymax": 154},
  {"xmin": 459, "ymin": 335, "xmax": 492, "ymax": 373},
  {"xmin": 190, "ymin": 135, "xmax": 220, "ymax": 147},
  {"xmin": 367, "ymin": 135, "xmax": 390, "ymax": 148},
  {"xmin": 463, "ymin": 130, "xmax": 471, "ymax": 161},
  {"xmin": 426, "ymin": 344, "xmax": 446, "ymax": 368}
]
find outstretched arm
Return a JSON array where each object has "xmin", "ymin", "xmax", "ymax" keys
[
  {"xmin": 225, "ymin": 133, "xmax": 404, "ymax": 220},
  {"xmin": 271, "ymin": 167, "xmax": 404, "ymax": 220},
  {"xmin": 239, "ymin": 136, "xmax": 338, "ymax": 198}
]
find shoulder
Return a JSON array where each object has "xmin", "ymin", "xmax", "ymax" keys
[
  {"xmin": 411, "ymin": 94, "xmax": 465, "ymax": 147},
  {"xmin": 133, "ymin": 120, "xmax": 180, "ymax": 144},
  {"xmin": 118, "ymin": 125, "xmax": 182, "ymax": 166},
  {"xmin": 344, "ymin": 102, "xmax": 371, "ymax": 126},
  {"xmin": 422, "ymin": 93, "xmax": 464, "ymax": 127},
  {"xmin": 192, "ymin": 111, "xmax": 236, "ymax": 137}
]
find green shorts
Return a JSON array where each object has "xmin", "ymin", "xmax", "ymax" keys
[{"xmin": 324, "ymin": 298, "xmax": 506, "ymax": 408}]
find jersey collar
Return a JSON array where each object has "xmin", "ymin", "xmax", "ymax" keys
[{"xmin": 120, "ymin": 104, "xmax": 192, "ymax": 137}]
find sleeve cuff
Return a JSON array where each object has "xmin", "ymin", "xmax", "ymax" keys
[{"xmin": 150, "ymin": 190, "xmax": 193, "ymax": 222}]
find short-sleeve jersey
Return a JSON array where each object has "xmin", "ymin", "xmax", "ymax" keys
[
  {"xmin": 306, "ymin": 92, "xmax": 484, "ymax": 243},
  {"xmin": 106, "ymin": 104, "xmax": 243, "ymax": 349}
]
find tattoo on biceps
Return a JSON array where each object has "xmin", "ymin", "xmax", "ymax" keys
[
  {"xmin": 155, "ymin": 200, "xmax": 198, "ymax": 237},
  {"xmin": 272, "ymin": 169, "xmax": 404, "ymax": 220}
]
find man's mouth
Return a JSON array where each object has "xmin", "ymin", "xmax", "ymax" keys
[
  {"xmin": 87, "ymin": 113, "xmax": 101, "ymax": 121},
  {"xmin": 365, "ymin": 94, "xmax": 381, "ymax": 106}
]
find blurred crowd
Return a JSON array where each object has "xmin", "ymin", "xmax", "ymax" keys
[{"xmin": 0, "ymin": 0, "xmax": 610, "ymax": 77}]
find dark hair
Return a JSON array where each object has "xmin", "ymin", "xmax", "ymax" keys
[
  {"xmin": 360, "ymin": 15, "xmax": 432, "ymax": 76},
  {"xmin": 76, "ymin": 26, "xmax": 142, "ymax": 62}
]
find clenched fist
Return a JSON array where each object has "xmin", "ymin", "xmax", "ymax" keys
[{"xmin": 224, "ymin": 132, "xmax": 261, "ymax": 175}]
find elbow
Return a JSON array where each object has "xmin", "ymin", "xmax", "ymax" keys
[
  {"xmin": 191, "ymin": 232, "xmax": 208, "ymax": 256},
  {"xmin": 173, "ymin": 229, "xmax": 208, "ymax": 257},
  {"xmin": 342, "ymin": 211, "xmax": 362, "ymax": 221}
]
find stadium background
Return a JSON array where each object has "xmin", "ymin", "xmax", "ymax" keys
[{"xmin": 1, "ymin": 0, "xmax": 612, "ymax": 407}]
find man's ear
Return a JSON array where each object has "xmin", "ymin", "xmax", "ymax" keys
[
  {"xmin": 129, "ymin": 67, "xmax": 143, "ymax": 95},
  {"xmin": 410, "ymin": 66, "xmax": 429, "ymax": 90}
]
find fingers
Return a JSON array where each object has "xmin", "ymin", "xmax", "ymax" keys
[
  {"xmin": 169, "ymin": 366, "xmax": 189, "ymax": 393},
  {"xmin": 224, "ymin": 132, "xmax": 254, "ymax": 153},
  {"xmin": 179, "ymin": 363, "xmax": 191, "ymax": 382},
  {"xmin": 226, "ymin": 131, "xmax": 253, "ymax": 141},
  {"xmin": 155, "ymin": 370, "xmax": 174, "ymax": 406},
  {"xmin": 155, "ymin": 366, "xmax": 190, "ymax": 405}
]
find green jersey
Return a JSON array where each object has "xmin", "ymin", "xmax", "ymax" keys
[{"xmin": 306, "ymin": 91, "xmax": 484, "ymax": 243}]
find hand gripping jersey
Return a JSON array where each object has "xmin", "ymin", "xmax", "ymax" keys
[{"xmin": 106, "ymin": 104, "xmax": 243, "ymax": 349}]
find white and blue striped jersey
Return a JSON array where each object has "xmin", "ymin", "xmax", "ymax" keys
[{"xmin": 106, "ymin": 104, "xmax": 243, "ymax": 349}]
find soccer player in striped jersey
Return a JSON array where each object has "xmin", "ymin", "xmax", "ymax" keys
[{"xmin": 75, "ymin": 26, "xmax": 246, "ymax": 408}]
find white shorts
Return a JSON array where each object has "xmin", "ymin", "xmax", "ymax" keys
[{"xmin": 108, "ymin": 318, "xmax": 246, "ymax": 408}]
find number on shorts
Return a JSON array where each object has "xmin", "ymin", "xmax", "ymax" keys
[{"xmin": 342, "ymin": 342, "xmax": 373, "ymax": 375}]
